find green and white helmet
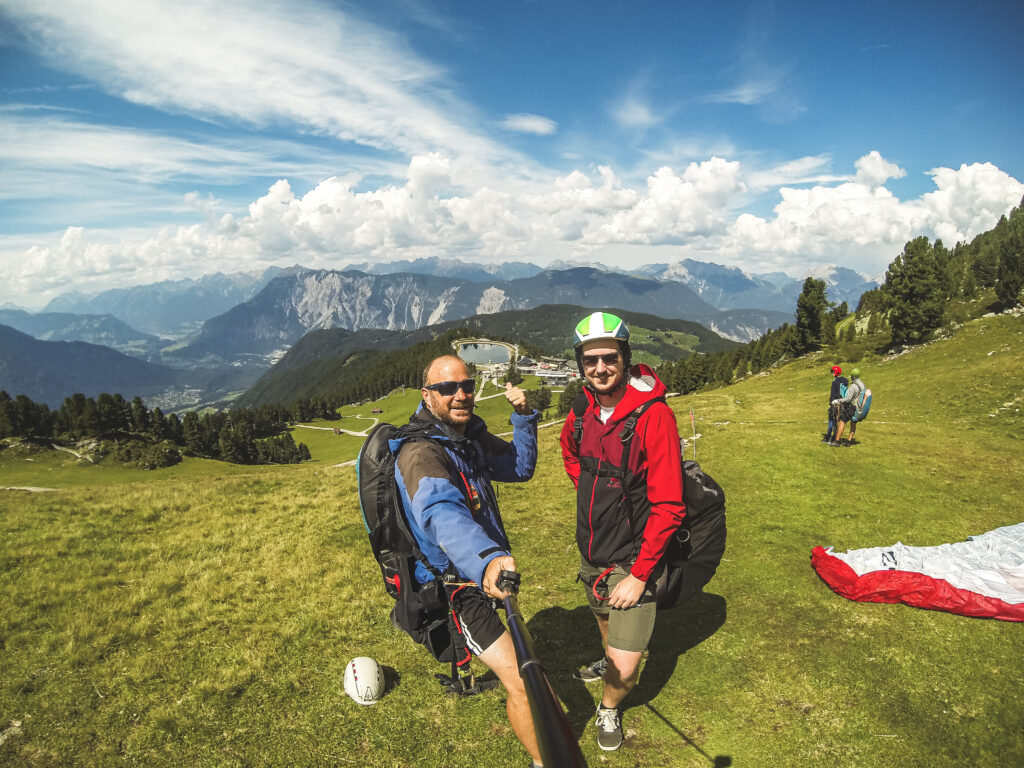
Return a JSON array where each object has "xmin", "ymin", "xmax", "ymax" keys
[
  {"xmin": 572, "ymin": 311, "xmax": 632, "ymax": 376},
  {"xmin": 573, "ymin": 312, "xmax": 631, "ymax": 348}
]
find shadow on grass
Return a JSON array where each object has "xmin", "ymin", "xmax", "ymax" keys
[{"xmin": 527, "ymin": 591, "xmax": 727, "ymax": 745}]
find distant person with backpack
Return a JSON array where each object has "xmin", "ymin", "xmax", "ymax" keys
[
  {"xmin": 831, "ymin": 368, "xmax": 865, "ymax": 446},
  {"xmin": 824, "ymin": 365, "xmax": 848, "ymax": 443},
  {"xmin": 559, "ymin": 312, "xmax": 686, "ymax": 752},
  {"xmin": 391, "ymin": 355, "xmax": 544, "ymax": 766}
]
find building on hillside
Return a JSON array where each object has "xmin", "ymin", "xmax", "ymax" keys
[{"xmin": 534, "ymin": 370, "xmax": 570, "ymax": 385}]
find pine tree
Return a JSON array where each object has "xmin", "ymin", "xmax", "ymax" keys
[
  {"xmin": 995, "ymin": 209, "xmax": 1024, "ymax": 308},
  {"xmin": 505, "ymin": 354, "xmax": 523, "ymax": 386},
  {"xmin": 795, "ymin": 278, "xmax": 831, "ymax": 353},
  {"xmin": 885, "ymin": 236, "xmax": 945, "ymax": 344},
  {"xmin": 150, "ymin": 408, "xmax": 169, "ymax": 440},
  {"xmin": 0, "ymin": 391, "xmax": 14, "ymax": 437}
]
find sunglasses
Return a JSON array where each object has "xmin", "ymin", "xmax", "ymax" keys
[
  {"xmin": 424, "ymin": 379, "xmax": 476, "ymax": 396},
  {"xmin": 581, "ymin": 353, "xmax": 621, "ymax": 368}
]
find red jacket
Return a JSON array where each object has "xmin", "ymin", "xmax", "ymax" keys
[{"xmin": 560, "ymin": 365, "xmax": 686, "ymax": 581}]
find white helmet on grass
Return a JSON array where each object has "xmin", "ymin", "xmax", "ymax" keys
[{"xmin": 344, "ymin": 656, "xmax": 385, "ymax": 705}]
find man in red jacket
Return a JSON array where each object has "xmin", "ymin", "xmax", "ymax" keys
[{"xmin": 559, "ymin": 312, "xmax": 686, "ymax": 752}]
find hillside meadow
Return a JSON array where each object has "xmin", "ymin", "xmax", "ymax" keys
[{"xmin": 1, "ymin": 313, "xmax": 1022, "ymax": 767}]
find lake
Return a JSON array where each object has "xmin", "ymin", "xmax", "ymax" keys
[{"xmin": 456, "ymin": 342, "xmax": 511, "ymax": 364}]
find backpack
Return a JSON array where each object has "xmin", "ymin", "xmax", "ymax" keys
[
  {"xmin": 356, "ymin": 421, "xmax": 460, "ymax": 663},
  {"xmin": 838, "ymin": 381, "xmax": 848, "ymax": 398},
  {"xmin": 571, "ymin": 393, "xmax": 727, "ymax": 609},
  {"xmin": 853, "ymin": 387, "xmax": 872, "ymax": 422}
]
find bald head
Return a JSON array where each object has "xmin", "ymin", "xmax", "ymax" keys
[
  {"xmin": 423, "ymin": 354, "xmax": 469, "ymax": 386},
  {"xmin": 421, "ymin": 354, "xmax": 475, "ymax": 433}
]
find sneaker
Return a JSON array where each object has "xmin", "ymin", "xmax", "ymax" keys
[
  {"xmin": 828, "ymin": 441, "xmax": 841, "ymax": 447},
  {"xmin": 573, "ymin": 657, "xmax": 608, "ymax": 683},
  {"xmin": 594, "ymin": 705, "xmax": 623, "ymax": 751}
]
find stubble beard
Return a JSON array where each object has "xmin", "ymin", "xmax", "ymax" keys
[{"xmin": 431, "ymin": 394, "xmax": 474, "ymax": 430}]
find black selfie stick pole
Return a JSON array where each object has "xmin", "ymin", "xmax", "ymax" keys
[{"xmin": 497, "ymin": 570, "xmax": 588, "ymax": 768}]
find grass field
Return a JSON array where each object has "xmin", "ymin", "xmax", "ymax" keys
[{"xmin": 1, "ymin": 313, "xmax": 1022, "ymax": 767}]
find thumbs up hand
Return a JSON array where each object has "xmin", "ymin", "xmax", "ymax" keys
[{"xmin": 505, "ymin": 381, "xmax": 531, "ymax": 415}]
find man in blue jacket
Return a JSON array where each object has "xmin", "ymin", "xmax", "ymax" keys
[{"xmin": 392, "ymin": 354, "xmax": 543, "ymax": 767}]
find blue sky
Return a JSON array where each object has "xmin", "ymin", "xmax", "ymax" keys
[{"xmin": 1, "ymin": 0, "xmax": 1022, "ymax": 309}]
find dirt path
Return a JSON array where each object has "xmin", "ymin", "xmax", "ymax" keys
[
  {"xmin": 294, "ymin": 415, "xmax": 378, "ymax": 437},
  {"xmin": 51, "ymin": 443, "xmax": 95, "ymax": 463}
]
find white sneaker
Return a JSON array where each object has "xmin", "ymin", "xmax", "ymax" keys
[{"xmin": 595, "ymin": 705, "xmax": 623, "ymax": 751}]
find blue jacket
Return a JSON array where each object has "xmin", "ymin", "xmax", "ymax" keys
[
  {"xmin": 829, "ymin": 376, "xmax": 848, "ymax": 403},
  {"xmin": 391, "ymin": 403, "xmax": 539, "ymax": 586}
]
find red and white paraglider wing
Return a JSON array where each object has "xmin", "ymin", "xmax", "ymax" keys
[{"xmin": 812, "ymin": 523, "xmax": 1024, "ymax": 621}]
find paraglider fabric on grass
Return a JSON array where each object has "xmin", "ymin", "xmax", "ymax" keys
[{"xmin": 811, "ymin": 523, "xmax": 1024, "ymax": 621}]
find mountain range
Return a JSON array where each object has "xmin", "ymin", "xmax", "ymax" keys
[
  {"xmin": 0, "ymin": 309, "xmax": 165, "ymax": 362},
  {"xmin": 42, "ymin": 267, "xmax": 294, "ymax": 337},
  {"xmin": 170, "ymin": 266, "xmax": 793, "ymax": 364},
  {"xmin": 37, "ymin": 257, "xmax": 877, "ymax": 344},
  {"xmin": 8, "ymin": 256, "xmax": 877, "ymax": 409},
  {"xmin": 0, "ymin": 324, "xmax": 177, "ymax": 408}
]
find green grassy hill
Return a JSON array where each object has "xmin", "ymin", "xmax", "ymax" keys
[{"xmin": 1, "ymin": 313, "xmax": 1021, "ymax": 767}]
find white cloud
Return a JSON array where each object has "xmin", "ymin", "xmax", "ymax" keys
[
  {"xmin": 705, "ymin": 78, "xmax": 776, "ymax": 106},
  {"xmin": 729, "ymin": 154, "xmax": 1024, "ymax": 274},
  {"xmin": 914, "ymin": 162, "xmax": 1024, "ymax": 246},
  {"xmin": 3, "ymin": 152, "xmax": 1022, "ymax": 308},
  {"xmin": 1, "ymin": 0, "xmax": 508, "ymax": 164},
  {"xmin": 747, "ymin": 155, "xmax": 847, "ymax": 190},
  {"xmin": 585, "ymin": 158, "xmax": 745, "ymax": 245},
  {"xmin": 500, "ymin": 113, "xmax": 557, "ymax": 136},
  {"xmin": 612, "ymin": 96, "xmax": 658, "ymax": 130},
  {"xmin": 855, "ymin": 150, "xmax": 906, "ymax": 188}
]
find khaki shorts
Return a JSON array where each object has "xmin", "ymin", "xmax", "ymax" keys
[{"xmin": 578, "ymin": 557, "xmax": 657, "ymax": 653}]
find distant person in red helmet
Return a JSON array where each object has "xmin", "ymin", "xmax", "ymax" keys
[
  {"xmin": 832, "ymin": 368, "xmax": 865, "ymax": 446},
  {"xmin": 824, "ymin": 365, "xmax": 848, "ymax": 444}
]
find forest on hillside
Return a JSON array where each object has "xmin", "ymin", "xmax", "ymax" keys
[{"xmin": 0, "ymin": 392, "xmax": 310, "ymax": 468}]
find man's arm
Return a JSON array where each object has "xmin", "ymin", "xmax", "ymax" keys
[
  {"xmin": 630, "ymin": 403, "xmax": 686, "ymax": 582},
  {"xmin": 480, "ymin": 408, "xmax": 539, "ymax": 482},
  {"xmin": 396, "ymin": 442, "xmax": 511, "ymax": 586},
  {"xmin": 837, "ymin": 379, "xmax": 861, "ymax": 404}
]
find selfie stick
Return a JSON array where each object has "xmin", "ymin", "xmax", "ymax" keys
[{"xmin": 497, "ymin": 570, "xmax": 588, "ymax": 768}]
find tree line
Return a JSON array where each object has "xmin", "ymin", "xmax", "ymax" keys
[{"xmin": 0, "ymin": 391, "xmax": 310, "ymax": 468}]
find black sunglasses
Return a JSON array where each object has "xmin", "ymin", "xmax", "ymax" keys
[
  {"xmin": 581, "ymin": 352, "xmax": 621, "ymax": 368},
  {"xmin": 424, "ymin": 379, "xmax": 476, "ymax": 396}
]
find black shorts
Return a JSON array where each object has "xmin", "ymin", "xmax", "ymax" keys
[
  {"xmin": 840, "ymin": 402, "xmax": 856, "ymax": 422},
  {"xmin": 448, "ymin": 587, "xmax": 506, "ymax": 656}
]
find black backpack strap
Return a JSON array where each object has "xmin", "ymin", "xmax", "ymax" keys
[
  {"xmin": 617, "ymin": 396, "xmax": 667, "ymax": 521},
  {"xmin": 571, "ymin": 390, "xmax": 589, "ymax": 445}
]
